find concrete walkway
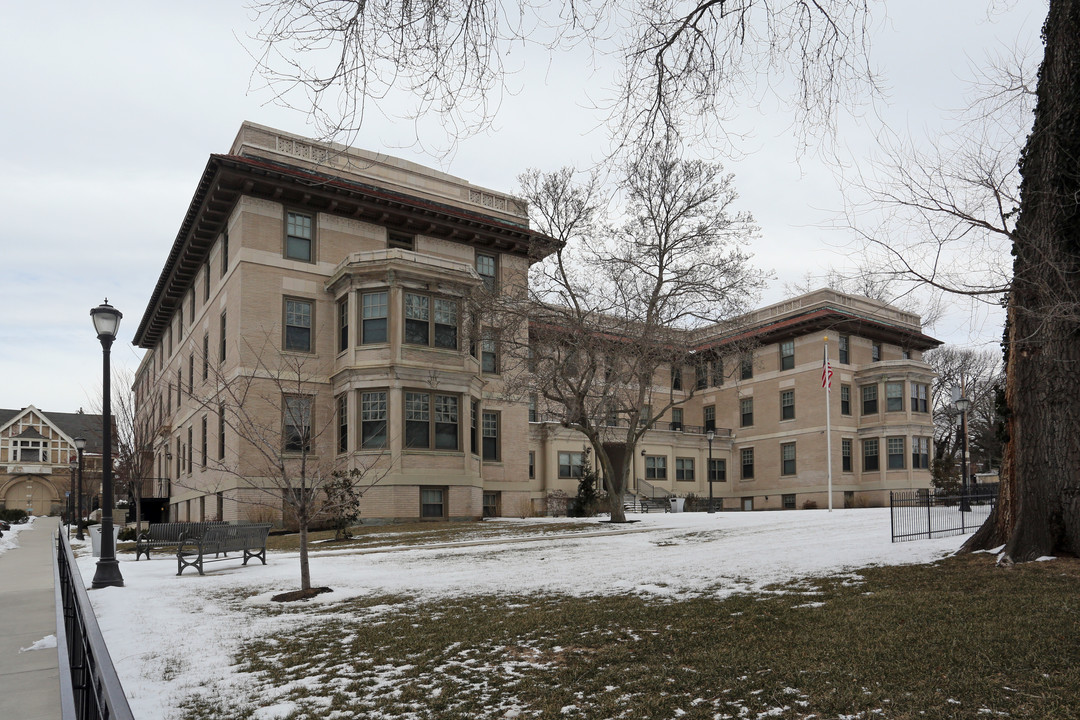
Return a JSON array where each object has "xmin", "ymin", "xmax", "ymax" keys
[{"xmin": 0, "ymin": 517, "xmax": 62, "ymax": 720}]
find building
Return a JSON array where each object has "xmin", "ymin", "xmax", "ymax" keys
[
  {"xmin": 133, "ymin": 123, "xmax": 938, "ymax": 523},
  {"xmin": 0, "ymin": 406, "xmax": 104, "ymax": 517},
  {"xmin": 532, "ymin": 289, "xmax": 941, "ymax": 511}
]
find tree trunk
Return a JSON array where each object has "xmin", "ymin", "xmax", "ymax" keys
[
  {"xmin": 599, "ymin": 444, "xmax": 627, "ymax": 523},
  {"xmin": 298, "ymin": 516, "xmax": 311, "ymax": 591},
  {"xmin": 966, "ymin": 0, "xmax": 1080, "ymax": 561}
]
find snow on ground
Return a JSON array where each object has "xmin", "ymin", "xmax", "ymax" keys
[
  {"xmin": 77, "ymin": 508, "xmax": 964, "ymax": 719},
  {"xmin": 0, "ymin": 515, "xmax": 38, "ymax": 557}
]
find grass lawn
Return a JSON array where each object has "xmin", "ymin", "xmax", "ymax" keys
[{"xmin": 178, "ymin": 552, "xmax": 1080, "ymax": 720}]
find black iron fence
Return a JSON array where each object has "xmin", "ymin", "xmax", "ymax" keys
[
  {"xmin": 890, "ymin": 483, "xmax": 999, "ymax": 543},
  {"xmin": 54, "ymin": 531, "xmax": 135, "ymax": 720}
]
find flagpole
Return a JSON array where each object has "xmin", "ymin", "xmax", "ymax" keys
[{"xmin": 824, "ymin": 337, "xmax": 833, "ymax": 512}]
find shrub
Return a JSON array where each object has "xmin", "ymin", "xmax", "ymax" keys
[
  {"xmin": 0, "ymin": 508, "xmax": 29, "ymax": 524},
  {"xmin": 117, "ymin": 527, "xmax": 138, "ymax": 541}
]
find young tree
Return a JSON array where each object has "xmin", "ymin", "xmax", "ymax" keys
[
  {"xmin": 520, "ymin": 138, "xmax": 766, "ymax": 522},
  {"xmin": 185, "ymin": 335, "xmax": 388, "ymax": 591}
]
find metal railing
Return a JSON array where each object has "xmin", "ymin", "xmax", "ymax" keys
[
  {"xmin": 637, "ymin": 479, "xmax": 672, "ymax": 499},
  {"xmin": 889, "ymin": 484, "xmax": 999, "ymax": 543},
  {"xmin": 54, "ymin": 531, "xmax": 135, "ymax": 720}
]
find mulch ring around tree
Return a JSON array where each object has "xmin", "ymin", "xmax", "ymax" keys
[{"xmin": 271, "ymin": 587, "xmax": 333, "ymax": 602}]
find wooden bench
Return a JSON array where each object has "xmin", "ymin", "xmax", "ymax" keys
[
  {"xmin": 135, "ymin": 521, "xmax": 228, "ymax": 560},
  {"xmin": 176, "ymin": 523, "xmax": 272, "ymax": 576}
]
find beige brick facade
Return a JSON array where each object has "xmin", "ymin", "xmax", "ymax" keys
[{"xmin": 133, "ymin": 124, "xmax": 939, "ymax": 524}]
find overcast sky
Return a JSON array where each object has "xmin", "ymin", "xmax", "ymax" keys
[{"xmin": 0, "ymin": 1, "xmax": 1044, "ymax": 412}]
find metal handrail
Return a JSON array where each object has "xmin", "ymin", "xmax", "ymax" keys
[{"xmin": 55, "ymin": 531, "xmax": 135, "ymax": 720}]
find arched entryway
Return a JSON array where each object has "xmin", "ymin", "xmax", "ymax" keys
[{"xmin": 2, "ymin": 476, "xmax": 60, "ymax": 516}]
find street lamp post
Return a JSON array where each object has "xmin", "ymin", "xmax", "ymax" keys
[
  {"xmin": 74, "ymin": 436, "xmax": 86, "ymax": 540},
  {"xmin": 706, "ymin": 430, "xmax": 716, "ymax": 513},
  {"xmin": 954, "ymin": 393, "xmax": 972, "ymax": 513},
  {"xmin": 90, "ymin": 300, "xmax": 124, "ymax": 589}
]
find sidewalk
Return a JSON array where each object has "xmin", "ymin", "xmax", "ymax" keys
[{"xmin": 0, "ymin": 517, "xmax": 62, "ymax": 720}]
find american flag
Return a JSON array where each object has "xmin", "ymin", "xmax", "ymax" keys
[{"xmin": 821, "ymin": 346, "xmax": 833, "ymax": 390}]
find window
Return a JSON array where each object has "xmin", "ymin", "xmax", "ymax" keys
[
  {"xmin": 204, "ymin": 263, "xmax": 210, "ymax": 301},
  {"xmin": 175, "ymin": 436, "xmax": 181, "ymax": 478},
  {"xmin": 842, "ymin": 438, "xmax": 852, "ymax": 472},
  {"xmin": 639, "ymin": 404, "xmax": 651, "ymax": 427},
  {"xmin": 361, "ymin": 392, "xmax": 387, "ymax": 449},
  {"xmin": 178, "ymin": 304, "xmax": 183, "ymax": 341},
  {"xmin": 388, "ymin": 231, "xmax": 414, "ymax": 250},
  {"xmin": 645, "ymin": 455, "xmax": 667, "ymax": 480},
  {"xmin": 482, "ymin": 411, "xmax": 499, "ymax": 461},
  {"xmin": 284, "ymin": 298, "xmax": 313, "ymax": 352},
  {"xmin": 861, "ymin": 384, "xmax": 878, "ymax": 415},
  {"xmin": 886, "ymin": 382, "xmax": 904, "ymax": 412},
  {"xmin": 200, "ymin": 416, "xmax": 207, "ymax": 468},
  {"xmin": 202, "ymin": 333, "xmax": 209, "ymax": 380},
  {"xmin": 740, "ymin": 397, "xmax": 753, "ymax": 427},
  {"xmin": 529, "ymin": 451, "xmax": 535, "ymax": 479},
  {"xmin": 887, "ymin": 437, "xmax": 905, "ymax": 470},
  {"xmin": 283, "ymin": 396, "xmax": 312, "ymax": 453},
  {"xmin": 528, "ymin": 394, "xmax": 538, "ymax": 423},
  {"xmin": 559, "ymin": 451, "xmax": 584, "ymax": 478},
  {"xmin": 711, "ymin": 358, "xmax": 724, "ymax": 386},
  {"xmin": 12, "ymin": 439, "xmax": 44, "ymax": 463},
  {"xmin": 840, "ymin": 385, "xmax": 851, "ymax": 416},
  {"xmin": 480, "ymin": 331, "xmax": 498, "ymax": 373},
  {"xmin": 470, "ymin": 401, "xmax": 479, "ymax": 454},
  {"xmin": 189, "ymin": 290, "xmax": 195, "ymax": 322},
  {"xmin": 187, "ymin": 426, "xmax": 193, "ymax": 474},
  {"xmin": 780, "ymin": 390, "xmax": 795, "ymax": 420},
  {"xmin": 704, "ymin": 405, "xmax": 716, "ymax": 432},
  {"xmin": 177, "ymin": 368, "xmax": 182, "ymax": 404},
  {"xmin": 912, "ymin": 436, "xmax": 930, "ymax": 470},
  {"xmin": 405, "ymin": 293, "xmax": 459, "ymax": 349},
  {"xmin": 337, "ymin": 394, "xmax": 348, "ymax": 454},
  {"xmin": 361, "ymin": 292, "xmax": 388, "ymax": 344},
  {"xmin": 671, "ymin": 408, "xmax": 683, "ymax": 431},
  {"xmin": 695, "ymin": 364, "xmax": 707, "ymax": 390},
  {"xmin": 672, "ymin": 367, "xmax": 683, "ymax": 391},
  {"xmin": 911, "ymin": 383, "xmax": 929, "ymax": 413},
  {"xmin": 872, "ymin": 342, "xmax": 882, "ymax": 362},
  {"xmin": 675, "ymin": 458, "xmax": 695, "ymax": 481},
  {"xmin": 188, "ymin": 354, "xmax": 194, "ymax": 394},
  {"xmin": 218, "ymin": 406, "xmax": 226, "ymax": 460},
  {"xmin": 483, "ymin": 492, "xmax": 498, "ymax": 518},
  {"xmin": 781, "ymin": 442, "xmax": 796, "ymax": 475},
  {"xmin": 420, "ymin": 488, "xmax": 445, "ymax": 518},
  {"xmin": 338, "ymin": 298, "xmax": 349, "ymax": 352},
  {"xmin": 219, "ymin": 311, "xmax": 227, "ymax": 365},
  {"xmin": 838, "ymin": 335, "xmax": 849, "ymax": 364},
  {"xmin": 476, "ymin": 253, "xmax": 497, "ymax": 292},
  {"xmin": 741, "ymin": 355, "xmax": 753, "ymax": 379},
  {"xmin": 903, "ymin": 349, "xmax": 911, "ymax": 359},
  {"xmin": 221, "ymin": 232, "xmax": 229, "ymax": 277},
  {"xmin": 405, "ymin": 391, "xmax": 459, "ymax": 450},
  {"xmin": 286, "ymin": 211, "xmax": 313, "ymax": 261},
  {"xmin": 741, "ymin": 448, "xmax": 755, "ymax": 479},
  {"xmin": 863, "ymin": 438, "xmax": 879, "ymax": 472},
  {"xmin": 780, "ymin": 340, "xmax": 795, "ymax": 370},
  {"xmin": 708, "ymin": 458, "xmax": 726, "ymax": 482},
  {"xmin": 783, "ymin": 494, "xmax": 796, "ymax": 510}
]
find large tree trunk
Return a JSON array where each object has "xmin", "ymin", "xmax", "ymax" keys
[{"xmin": 965, "ymin": 0, "xmax": 1080, "ymax": 561}]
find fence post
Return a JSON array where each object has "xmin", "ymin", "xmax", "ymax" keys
[{"xmin": 926, "ymin": 490, "xmax": 932, "ymax": 541}]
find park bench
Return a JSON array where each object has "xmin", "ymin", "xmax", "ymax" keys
[
  {"xmin": 638, "ymin": 498, "xmax": 671, "ymax": 513},
  {"xmin": 135, "ymin": 521, "xmax": 228, "ymax": 560},
  {"xmin": 176, "ymin": 523, "xmax": 272, "ymax": 576}
]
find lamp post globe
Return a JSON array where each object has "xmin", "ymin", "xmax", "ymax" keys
[{"xmin": 90, "ymin": 299, "xmax": 124, "ymax": 588}]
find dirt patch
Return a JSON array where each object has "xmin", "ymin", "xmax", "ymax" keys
[{"xmin": 271, "ymin": 587, "xmax": 333, "ymax": 602}]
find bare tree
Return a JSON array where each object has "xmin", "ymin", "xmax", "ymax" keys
[
  {"xmin": 518, "ymin": 138, "xmax": 766, "ymax": 521},
  {"xmin": 245, "ymin": 0, "xmax": 877, "ymax": 155},
  {"xmin": 110, "ymin": 369, "xmax": 158, "ymax": 532},
  {"xmin": 924, "ymin": 346, "xmax": 1002, "ymax": 475},
  {"xmin": 183, "ymin": 335, "xmax": 388, "ymax": 592}
]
